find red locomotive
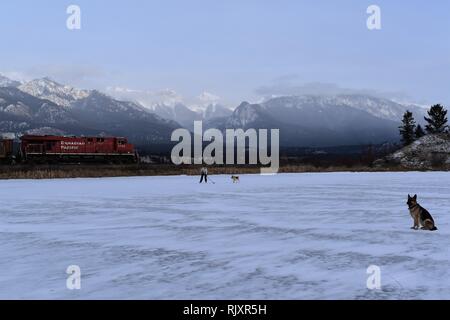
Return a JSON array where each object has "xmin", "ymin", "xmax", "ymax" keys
[{"xmin": 20, "ymin": 135, "xmax": 139, "ymax": 163}]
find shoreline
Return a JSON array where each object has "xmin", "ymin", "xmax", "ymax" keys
[{"xmin": 0, "ymin": 164, "xmax": 447, "ymax": 180}]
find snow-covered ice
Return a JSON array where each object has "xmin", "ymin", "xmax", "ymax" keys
[{"xmin": 0, "ymin": 172, "xmax": 449, "ymax": 300}]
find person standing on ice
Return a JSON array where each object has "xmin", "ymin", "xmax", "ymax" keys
[{"xmin": 199, "ymin": 166, "xmax": 208, "ymax": 183}]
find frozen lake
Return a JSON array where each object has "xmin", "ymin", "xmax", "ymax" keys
[{"xmin": 0, "ymin": 172, "xmax": 449, "ymax": 299}]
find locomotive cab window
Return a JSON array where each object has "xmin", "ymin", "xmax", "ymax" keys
[
  {"xmin": 118, "ymin": 140, "xmax": 126, "ymax": 145},
  {"xmin": 45, "ymin": 141, "xmax": 56, "ymax": 151},
  {"xmin": 97, "ymin": 138, "xmax": 105, "ymax": 143}
]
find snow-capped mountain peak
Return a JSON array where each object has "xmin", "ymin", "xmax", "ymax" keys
[
  {"xmin": 0, "ymin": 74, "xmax": 21, "ymax": 88},
  {"xmin": 18, "ymin": 77, "xmax": 90, "ymax": 107},
  {"xmin": 259, "ymin": 94, "xmax": 427, "ymax": 124}
]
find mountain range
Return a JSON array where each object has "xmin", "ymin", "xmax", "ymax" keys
[
  {"xmin": 0, "ymin": 77, "xmax": 179, "ymax": 144},
  {"xmin": 207, "ymin": 96, "xmax": 426, "ymax": 147},
  {"xmin": 0, "ymin": 74, "xmax": 428, "ymax": 148}
]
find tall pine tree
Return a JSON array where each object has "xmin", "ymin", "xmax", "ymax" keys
[
  {"xmin": 415, "ymin": 124, "xmax": 426, "ymax": 139},
  {"xmin": 424, "ymin": 104, "xmax": 448, "ymax": 134},
  {"xmin": 399, "ymin": 111, "xmax": 416, "ymax": 146}
]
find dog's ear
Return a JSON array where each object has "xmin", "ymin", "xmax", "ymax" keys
[
  {"xmin": 413, "ymin": 194, "xmax": 417, "ymax": 200},
  {"xmin": 408, "ymin": 194, "xmax": 411, "ymax": 199}
]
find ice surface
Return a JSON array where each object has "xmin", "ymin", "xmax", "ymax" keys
[{"xmin": 0, "ymin": 172, "xmax": 449, "ymax": 299}]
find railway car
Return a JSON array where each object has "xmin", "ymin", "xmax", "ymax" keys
[
  {"xmin": 20, "ymin": 135, "xmax": 139, "ymax": 163},
  {"xmin": 0, "ymin": 139, "xmax": 15, "ymax": 164}
]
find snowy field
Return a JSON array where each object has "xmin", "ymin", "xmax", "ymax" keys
[{"xmin": 0, "ymin": 172, "xmax": 449, "ymax": 300}]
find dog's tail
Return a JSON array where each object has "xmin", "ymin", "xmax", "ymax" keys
[{"xmin": 424, "ymin": 219, "xmax": 438, "ymax": 231}]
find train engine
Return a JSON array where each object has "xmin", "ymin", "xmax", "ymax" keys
[{"xmin": 20, "ymin": 135, "xmax": 138, "ymax": 163}]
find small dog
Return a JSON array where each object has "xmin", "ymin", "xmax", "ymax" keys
[
  {"xmin": 231, "ymin": 175, "xmax": 240, "ymax": 183},
  {"xmin": 407, "ymin": 194, "xmax": 438, "ymax": 231}
]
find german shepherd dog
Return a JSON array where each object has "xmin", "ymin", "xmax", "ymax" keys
[
  {"xmin": 231, "ymin": 175, "xmax": 240, "ymax": 183},
  {"xmin": 407, "ymin": 195, "xmax": 438, "ymax": 231}
]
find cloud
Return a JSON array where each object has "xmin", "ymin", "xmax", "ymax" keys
[
  {"xmin": 198, "ymin": 91, "xmax": 220, "ymax": 104},
  {"xmin": 105, "ymin": 87, "xmax": 184, "ymax": 108},
  {"xmin": 2, "ymin": 65, "xmax": 107, "ymax": 89},
  {"xmin": 271, "ymin": 73, "xmax": 301, "ymax": 84},
  {"xmin": 255, "ymin": 78, "xmax": 411, "ymax": 102},
  {"xmin": 106, "ymin": 86, "xmax": 225, "ymax": 111},
  {"xmin": 0, "ymin": 71, "xmax": 31, "ymax": 82},
  {"xmin": 256, "ymin": 81, "xmax": 367, "ymax": 97}
]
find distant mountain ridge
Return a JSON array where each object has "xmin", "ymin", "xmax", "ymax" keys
[
  {"xmin": 0, "ymin": 73, "xmax": 429, "ymax": 148},
  {"xmin": 204, "ymin": 95, "xmax": 427, "ymax": 147},
  {"xmin": 0, "ymin": 75, "xmax": 180, "ymax": 144}
]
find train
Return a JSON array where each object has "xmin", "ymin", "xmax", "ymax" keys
[
  {"xmin": 0, "ymin": 139, "xmax": 15, "ymax": 164},
  {"xmin": 0, "ymin": 135, "xmax": 139, "ymax": 164}
]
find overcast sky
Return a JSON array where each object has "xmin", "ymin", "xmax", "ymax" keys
[{"xmin": 0, "ymin": 0, "xmax": 449, "ymax": 107}]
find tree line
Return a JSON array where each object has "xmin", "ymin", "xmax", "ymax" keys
[{"xmin": 399, "ymin": 104, "xmax": 448, "ymax": 146}]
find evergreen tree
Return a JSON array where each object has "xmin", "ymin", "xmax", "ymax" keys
[
  {"xmin": 399, "ymin": 111, "xmax": 416, "ymax": 146},
  {"xmin": 424, "ymin": 104, "xmax": 448, "ymax": 134},
  {"xmin": 415, "ymin": 124, "xmax": 426, "ymax": 139}
]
